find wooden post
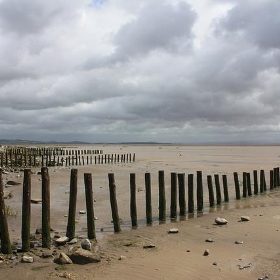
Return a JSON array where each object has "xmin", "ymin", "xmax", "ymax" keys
[
  {"xmin": 207, "ymin": 175, "xmax": 215, "ymax": 207},
  {"xmin": 84, "ymin": 173, "xmax": 96, "ymax": 239},
  {"xmin": 108, "ymin": 173, "xmax": 121, "ymax": 232},
  {"xmin": 41, "ymin": 167, "xmax": 51, "ymax": 248},
  {"xmin": 145, "ymin": 173, "xmax": 152, "ymax": 225},
  {"xmin": 214, "ymin": 174, "xmax": 222, "ymax": 205},
  {"xmin": 188, "ymin": 174, "xmax": 194, "ymax": 213},
  {"xmin": 260, "ymin": 170, "xmax": 265, "ymax": 193},
  {"xmin": 22, "ymin": 169, "xmax": 31, "ymax": 252},
  {"xmin": 197, "ymin": 171, "xmax": 203, "ymax": 212},
  {"xmin": 270, "ymin": 170, "xmax": 274, "ymax": 190},
  {"xmin": 0, "ymin": 169, "xmax": 12, "ymax": 254},
  {"xmin": 222, "ymin": 175, "xmax": 229, "ymax": 202},
  {"xmin": 233, "ymin": 172, "xmax": 241, "ymax": 200},
  {"xmin": 246, "ymin": 172, "xmax": 252, "ymax": 196},
  {"xmin": 170, "ymin": 172, "xmax": 177, "ymax": 219},
  {"xmin": 253, "ymin": 170, "xmax": 258, "ymax": 194},
  {"xmin": 158, "ymin": 170, "xmax": 166, "ymax": 221},
  {"xmin": 66, "ymin": 169, "xmax": 78, "ymax": 240},
  {"xmin": 178, "ymin": 173, "xmax": 186, "ymax": 216},
  {"xmin": 130, "ymin": 173, "xmax": 137, "ymax": 228},
  {"xmin": 273, "ymin": 168, "xmax": 277, "ymax": 188},
  {"xmin": 242, "ymin": 172, "xmax": 247, "ymax": 198}
]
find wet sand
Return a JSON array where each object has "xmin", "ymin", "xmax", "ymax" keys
[{"xmin": 2, "ymin": 144, "xmax": 280, "ymax": 279}]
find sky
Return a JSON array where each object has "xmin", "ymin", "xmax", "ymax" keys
[{"xmin": 0, "ymin": 0, "xmax": 280, "ymax": 143}]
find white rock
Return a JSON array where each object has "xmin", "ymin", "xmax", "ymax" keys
[
  {"xmin": 168, "ymin": 228, "xmax": 179, "ymax": 234},
  {"xmin": 21, "ymin": 254, "xmax": 34, "ymax": 263},
  {"xmin": 55, "ymin": 236, "xmax": 69, "ymax": 245},
  {"xmin": 215, "ymin": 217, "xmax": 228, "ymax": 225}
]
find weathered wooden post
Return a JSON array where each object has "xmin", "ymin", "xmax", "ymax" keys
[
  {"xmin": 108, "ymin": 173, "xmax": 121, "ymax": 232},
  {"xmin": 253, "ymin": 170, "xmax": 258, "ymax": 194},
  {"xmin": 233, "ymin": 172, "xmax": 241, "ymax": 200},
  {"xmin": 130, "ymin": 173, "xmax": 137, "ymax": 228},
  {"xmin": 214, "ymin": 174, "xmax": 222, "ymax": 205},
  {"xmin": 246, "ymin": 172, "xmax": 252, "ymax": 196},
  {"xmin": 222, "ymin": 175, "xmax": 229, "ymax": 202},
  {"xmin": 260, "ymin": 170, "xmax": 265, "ymax": 193},
  {"xmin": 84, "ymin": 173, "xmax": 96, "ymax": 239},
  {"xmin": 178, "ymin": 173, "xmax": 186, "ymax": 216},
  {"xmin": 0, "ymin": 169, "xmax": 12, "ymax": 254},
  {"xmin": 22, "ymin": 169, "xmax": 31, "ymax": 252},
  {"xmin": 158, "ymin": 170, "xmax": 166, "ymax": 221},
  {"xmin": 188, "ymin": 174, "xmax": 194, "ymax": 213},
  {"xmin": 41, "ymin": 167, "xmax": 51, "ymax": 248},
  {"xmin": 207, "ymin": 175, "xmax": 215, "ymax": 207},
  {"xmin": 270, "ymin": 170, "xmax": 274, "ymax": 190},
  {"xmin": 197, "ymin": 171, "xmax": 203, "ymax": 212},
  {"xmin": 273, "ymin": 168, "xmax": 277, "ymax": 188},
  {"xmin": 170, "ymin": 172, "xmax": 177, "ymax": 219},
  {"xmin": 145, "ymin": 172, "xmax": 152, "ymax": 224},
  {"xmin": 66, "ymin": 169, "xmax": 78, "ymax": 240},
  {"xmin": 242, "ymin": 172, "xmax": 247, "ymax": 198}
]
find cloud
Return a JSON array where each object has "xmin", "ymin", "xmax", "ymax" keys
[{"xmin": 0, "ymin": 0, "xmax": 280, "ymax": 143}]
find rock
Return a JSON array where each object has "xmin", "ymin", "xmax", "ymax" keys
[
  {"xmin": 213, "ymin": 262, "xmax": 218, "ymax": 266},
  {"xmin": 203, "ymin": 249, "xmax": 210, "ymax": 256},
  {"xmin": 143, "ymin": 244, "xmax": 156, "ymax": 249},
  {"xmin": 6, "ymin": 180, "xmax": 21, "ymax": 186},
  {"xmin": 235, "ymin": 241, "xmax": 244, "ymax": 244},
  {"xmin": 205, "ymin": 238, "xmax": 215, "ymax": 243},
  {"xmin": 35, "ymin": 228, "xmax": 42, "ymax": 234},
  {"xmin": 81, "ymin": 239, "xmax": 91, "ymax": 251},
  {"xmin": 55, "ymin": 236, "xmax": 69, "ymax": 245},
  {"xmin": 31, "ymin": 199, "xmax": 42, "ymax": 204},
  {"xmin": 215, "ymin": 217, "xmax": 228, "ymax": 225},
  {"xmin": 55, "ymin": 252, "xmax": 73, "ymax": 265},
  {"xmin": 3, "ymin": 191, "xmax": 13, "ymax": 199},
  {"xmin": 240, "ymin": 216, "xmax": 250, "ymax": 222},
  {"xmin": 79, "ymin": 210, "xmax": 86, "ymax": 214},
  {"xmin": 118, "ymin": 255, "xmax": 127, "ymax": 260},
  {"xmin": 70, "ymin": 248, "xmax": 100, "ymax": 264},
  {"xmin": 21, "ymin": 254, "xmax": 34, "ymax": 263},
  {"xmin": 68, "ymin": 238, "xmax": 78, "ymax": 244},
  {"xmin": 168, "ymin": 228, "xmax": 179, "ymax": 234}
]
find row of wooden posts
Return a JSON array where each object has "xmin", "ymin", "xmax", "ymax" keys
[
  {"xmin": 0, "ymin": 147, "xmax": 135, "ymax": 168},
  {"xmin": 0, "ymin": 167, "xmax": 279, "ymax": 254}
]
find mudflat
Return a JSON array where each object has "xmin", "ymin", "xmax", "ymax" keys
[{"xmin": 1, "ymin": 144, "xmax": 280, "ymax": 279}]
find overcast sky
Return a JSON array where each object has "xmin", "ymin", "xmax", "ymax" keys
[{"xmin": 0, "ymin": 0, "xmax": 279, "ymax": 143}]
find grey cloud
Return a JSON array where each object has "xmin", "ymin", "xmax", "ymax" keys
[
  {"xmin": 111, "ymin": 2, "xmax": 197, "ymax": 60},
  {"xmin": 216, "ymin": 0, "xmax": 280, "ymax": 50}
]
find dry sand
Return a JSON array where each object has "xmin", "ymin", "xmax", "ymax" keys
[{"xmin": 1, "ymin": 144, "xmax": 280, "ymax": 279}]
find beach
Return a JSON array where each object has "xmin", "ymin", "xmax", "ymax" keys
[{"xmin": 1, "ymin": 144, "xmax": 280, "ymax": 279}]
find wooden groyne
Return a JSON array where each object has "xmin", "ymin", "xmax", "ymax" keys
[
  {"xmin": 0, "ymin": 166, "xmax": 279, "ymax": 254},
  {"xmin": 0, "ymin": 146, "xmax": 135, "ymax": 169}
]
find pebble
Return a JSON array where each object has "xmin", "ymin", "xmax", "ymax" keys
[
  {"xmin": 240, "ymin": 216, "xmax": 250, "ymax": 222},
  {"xmin": 79, "ymin": 210, "xmax": 86, "ymax": 214},
  {"xmin": 168, "ymin": 228, "xmax": 179, "ymax": 234},
  {"xmin": 143, "ymin": 244, "xmax": 156, "ymax": 249},
  {"xmin": 205, "ymin": 238, "xmax": 215, "ymax": 243},
  {"xmin": 235, "ymin": 241, "xmax": 244, "ymax": 244},
  {"xmin": 215, "ymin": 217, "xmax": 228, "ymax": 225},
  {"xmin": 203, "ymin": 249, "xmax": 210, "ymax": 256},
  {"xmin": 213, "ymin": 262, "xmax": 218, "ymax": 266},
  {"xmin": 21, "ymin": 254, "xmax": 34, "ymax": 263},
  {"xmin": 118, "ymin": 255, "xmax": 127, "ymax": 260}
]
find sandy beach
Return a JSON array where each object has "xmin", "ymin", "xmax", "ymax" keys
[{"xmin": 1, "ymin": 144, "xmax": 280, "ymax": 279}]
